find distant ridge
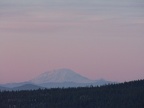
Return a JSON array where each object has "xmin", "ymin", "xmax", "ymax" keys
[
  {"xmin": 0, "ymin": 84, "xmax": 43, "ymax": 91},
  {"xmin": 0, "ymin": 82, "xmax": 30, "ymax": 88},
  {"xmin": 0, "ymin": 86, "xmax": 9, "ymax": 91},
  {"xmin": 12, "ymin": 84, "xmax": 44, "ymax": 90}
]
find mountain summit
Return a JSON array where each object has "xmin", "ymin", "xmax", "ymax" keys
[{"xmin": 31, "ymin": 68, "xmax": 93, "ymax": 84}]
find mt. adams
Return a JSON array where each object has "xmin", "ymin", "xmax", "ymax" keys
[
  {"xmin": 0, "ymin": 68, "xmax": 113, "ymax": 90},
  {"xmin": 30, "ymin": 68, "xmax": 93, "ymax": 84}
]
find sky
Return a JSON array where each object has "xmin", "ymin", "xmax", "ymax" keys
[{"xmin": 0, "ymin": 0, "xmax": 144, "ymax": 83}]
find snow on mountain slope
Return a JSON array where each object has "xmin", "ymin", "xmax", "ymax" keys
[{"xmin": 31, "ymin": 68, "xmax": 93, "ymax": 84}]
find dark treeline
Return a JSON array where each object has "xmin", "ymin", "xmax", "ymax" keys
[{"xmin": 0, "ymin": 79, "xmax": 144, "ymax": 108}]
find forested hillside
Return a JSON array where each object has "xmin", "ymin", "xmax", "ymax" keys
[{"xmin": 0, "ymin": 79, "xmax": 144, "ymax": 108}]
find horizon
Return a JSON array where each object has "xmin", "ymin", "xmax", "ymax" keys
[
  {"xmin": 0, "ymin": 0, "xmax": 144, "ymax": 83},
  {"xmin": 0, "ymin": 68, "xmax": 142, "ymax": 84}
]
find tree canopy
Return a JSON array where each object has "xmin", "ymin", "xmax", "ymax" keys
[{"xmin": 0, "ymin": 79, "xmax": 144, "ymax": 108}]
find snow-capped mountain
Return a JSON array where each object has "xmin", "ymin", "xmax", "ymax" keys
[
  {"xmin": 30, "ymin": 68, "xmax": 93, "ymax": 84},
  {"xmin": 0, "ymin": 68, "xmax": 114, "ymax": 90}
]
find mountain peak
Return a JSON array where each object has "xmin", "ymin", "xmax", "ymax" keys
[{"xmin": 31, "ymin": 68, "xmax": 93, "ymax": 84}]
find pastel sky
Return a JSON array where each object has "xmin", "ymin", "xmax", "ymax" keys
[{"xmin": 0, "ymin": 0, "xmax": 144, "ymax": 83}]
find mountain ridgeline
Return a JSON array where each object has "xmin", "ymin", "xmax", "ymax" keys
[{"xmin": 0, "ymin": 79, "xmax": 144, "ymax": 108}]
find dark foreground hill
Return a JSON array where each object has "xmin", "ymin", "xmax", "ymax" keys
[{"xmin": 0, "ymin": 79, "xmax": 144, "ymax": 108}]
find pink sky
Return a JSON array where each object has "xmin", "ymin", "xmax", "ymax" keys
[{"xmin": 0, "ymin": 0, "xmax": 144, "ymax": 83}]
